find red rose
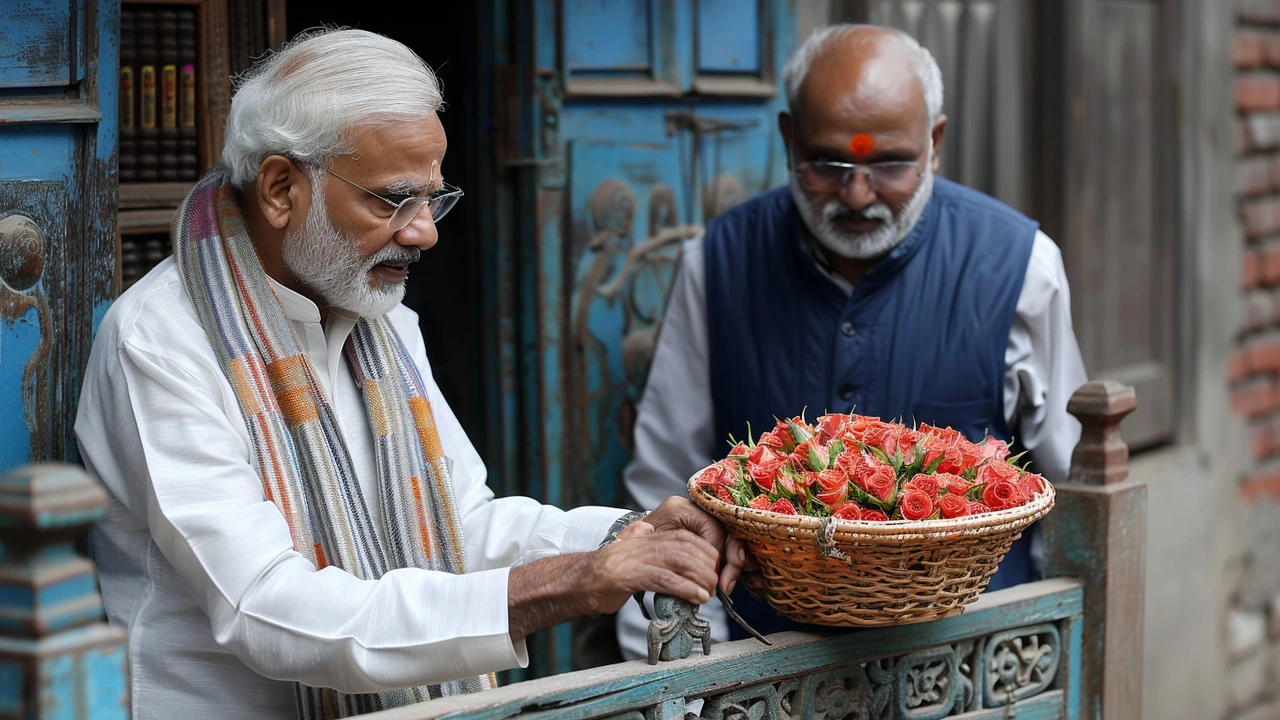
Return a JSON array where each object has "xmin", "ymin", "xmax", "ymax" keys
[
  {"xmin": 747, "ymin": 445, "xmax": 786, "ymax": 492},
  {"xmin": 865, "ymin": 458, "xmax": 896, "ymax": 499},
  {"xmin": 1018, "ymin": 473, "xmax": 1046, "ymax": 497},
  {"xmin": 863, "ymin": 422, "xmax": 902, "ymax": 456},
  {"xmin": 832, "ymin": 504, "xmax": 863, "ymax": 521},
  {"xmin": 756, "ymin": 430, "xmax": 786, "ymax": 450},
  {"xmin": 937, "ymin": 474, "xmax": 970, "ymax": 496},
  {"xmin": 715, "ymin": 485, "xmax": 735, "ymax": 504},
  {"xmin": 968, "ymin": 502, "xmax": 992, "ymax": 515},
  {"xmin": 728, "ymin": 442, "xmax": 749, "ymax": 458},
  {"xmin": 835, "ymin": 449, "xmax": 863, "ymax": 477},
  {"xmin": 938, "ymin": 493, "xmax": 970, "ymax": 519},
  {"xmin": 696, "ymin": 464, "xmax": 729, "ymax": 488},
  {"xmin": 900, "ymin": 488, "xmax": 935, "ymax": 521},
  {"xmin": 862, "ymin": 509, "xmax": 891, "ymax": 522},
  {"xmin": 816, "ymin": 414, "xmax": 850, "ymax": 443},
  {"xmin": 907, "ymin": 473, "xmax": 940, "ymax": 497},
  {"xmin": 979, "ymin": 438, "xmax": 1011, "ymax": 462},
  {"xmin": 788, "ymin": 437, "xmax": 821, "ymax": 472},
  {"xmin": 899, "ymin": 428, "xmax": 923, "ymax": 456},
  {"xmin": 816, "ymin": 469, "xmax": 849, "ymax": 507},
  {"xmin": 769, "ymin": 498, "xmax": 797, "ymax": 515},
  {"xmin": 977, "ymin": 459, "xmax": 1021, "ymax": 487},
  {"xmin": 748, "ymin": 494, "xmax": 771, "ymax": 510},
  {"xmin": 982, "ymin": 480, "xmax": 1026, "ymax": 510}
]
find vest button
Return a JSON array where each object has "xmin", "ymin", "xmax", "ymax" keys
[
  {"xmin": 838, "ymin": 383, "xmax": 854, "ymax": 402},
  {"xmin": 841, "ymin": 320, "xmax": 856, "ymax": 336}
]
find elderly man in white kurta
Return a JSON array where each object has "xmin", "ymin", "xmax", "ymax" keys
[
  {"xmin": 616, "ymin": 24, "xmax": 1089, "ymax": 661},
  {"xmin": 76, "ymin": 29, "xmax": 744, "ymax": 719}
]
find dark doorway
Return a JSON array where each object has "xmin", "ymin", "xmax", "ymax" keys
[{"xmin": 285, "ymin": 3, "xmax": 489, "ymax": 455}]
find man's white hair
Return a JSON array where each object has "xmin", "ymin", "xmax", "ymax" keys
[
  {"xmin": 221, "ymin": 28, "xmax": 443, "ymax": 189},
  {"xmin": 783, "ymin": 24, "xmax": 944, "ymax": 123}
]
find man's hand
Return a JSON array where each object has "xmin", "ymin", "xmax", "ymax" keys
[
  {"xmin": 645, "ymin": 496, "xmax": 748, "ymax": 595},
  {"xmin": 506, "ymin": 526, "xmax": 722, "ymax": 642}
]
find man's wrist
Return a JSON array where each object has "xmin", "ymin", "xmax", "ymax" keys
[{"xmin": 598, "ymin": 510, "xmax": 650, "ymax": 549}]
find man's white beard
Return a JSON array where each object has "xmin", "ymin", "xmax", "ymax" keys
[
  {"xmin": 281, "ymin": 181, "xmax": 419, "ymax": 319},
  {"xmin": 791, "ymin": 163, "xmax": 935, "ymax": 261}
]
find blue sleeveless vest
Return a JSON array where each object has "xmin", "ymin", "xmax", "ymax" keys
[{"xmin": 704, "ymin": 179, "xmax": 1038, "ymax": 637}]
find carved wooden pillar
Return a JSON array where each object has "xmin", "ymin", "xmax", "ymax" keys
[
  {"xmin": 0, "ymin": 464, "xmax": 129, "ymax": 719},
  {"xmin": 1042, "ymin": 381, "xmax": 1145, "ymax": 720}
]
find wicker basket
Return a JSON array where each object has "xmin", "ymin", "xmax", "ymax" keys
[{"xmin": 688, "ymin": 474, "xmax": 1055, "ymax": 627}]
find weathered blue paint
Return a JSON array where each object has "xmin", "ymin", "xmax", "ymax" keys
[
  {"xmin": 696, "ymin": 0, "xmax": 762, "ymax": 72},
  {"xmin": 0, "ymin": 661, "xmax": 20, "ymax": 713},
  {"xmin": 0, "ymin": 307, "xmax": 41, "ymax": 468},
  {"xmin": 0, "ymin": 0, "xmax": 77, "ymax": 88},
  {"xmin": 82, "ymin": 644, "xmax": 129, "ymax": 720},
  {"xmin": 91, "ymin": 299, "xmax": 112, "ymax": 340},
  {"xmin": 0, "ymin": 126, "xmax": 74, "ymax": 179}
]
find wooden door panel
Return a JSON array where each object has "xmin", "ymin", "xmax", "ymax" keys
[
  {"xmin": 0, "ymin": 0, "xmax": 117, "ymax": 468},
  {"xmin": 1065, "ymin": 0, "xmax": 1175, "ymax": 448}
]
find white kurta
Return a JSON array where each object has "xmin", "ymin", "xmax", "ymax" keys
[
  {"xmin": 616, "ymin": 229, "xmax": 1090, "ymax": 661},
  {"xmin": 75, "ymin": 257, "xmax": 626, "ymax": 719}
]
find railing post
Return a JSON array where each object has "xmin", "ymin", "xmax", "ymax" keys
[
  {"xmin": 0, "ymin": 463, "xmax": 129, "ymax": 719},
  {"xmin": 1042, "ymin": 381, "xmax": 1145, "ymax": 720}
]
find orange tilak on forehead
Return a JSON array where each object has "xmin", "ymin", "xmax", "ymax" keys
[{"xmin": 849, "ymin": 134, "xmax": 874, "ymax": 157}]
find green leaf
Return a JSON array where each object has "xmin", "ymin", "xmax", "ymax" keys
[
  {"xmin": 807, "ymin": 445, "xmax": 827, "ymax": 472},
  {"xmin": 893, "ymin": 445, "xmax": 904, "ymax": 470},
  {"xmin": 746, "ymin": 421, "xmax": 755, "ymax": 448},
  {"xmin": 828, "ymin": 440, "xmax": 844, "ymax": 467},
  {"xmin": 787, "ymin": 417, "xmax": 812, "ymax": 446},
  {"xmin": 867, "ymin": 445, "xmax": 893, "ymax": 467},
  {"xmin": 962, "ymin": 466, "xmax": 980, "ymax": 482},
  {"xmin": 966, "ymin": 483, "xmax": 987, "ymax": 502}
]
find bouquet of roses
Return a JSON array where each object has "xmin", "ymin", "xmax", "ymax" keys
[{"xmin": 694, "ymin": 413, "xmax": 1048, "ymax": 522}]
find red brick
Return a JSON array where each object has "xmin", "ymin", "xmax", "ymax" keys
[
  {"xmin": 1265, "ymin": 242, "xmax": 1280, "ymax": 284},
  {"xmin": 1244, "ymin": 198, "xmax": 1280, "ymax": 239},
  {"xmin": 1239, "ymin": 31, "xmax": 1267, "ymax": 68},
  {"xmin": 1232, "ymin": 349, "xmax": 1253, "ymax": 382},
  {"xmin": 1264, "ymin": 33, "xmax": 1280, "ymax": 67},
  {"xmin": 1248, "ymin": 334, "xmax": 1280, "ymax": 371},
  {"xmin": 1237, "ymin": 75, "xmax": 1280, "ymax": 112},
  {"xmin": 1240, "ymin": 156, "xmax": 1274, "ymax": 196},
  {"xmin": 1247, "ymin": 249, "xmax": 1264, "ymax": 289},
  {"xmin": 1234, "ymin": 380, "xmax": 1278, "ymax": 418},
  {"xmin": 1242, "ymin": 471, "xmax": 1280, "ymax": 501}
]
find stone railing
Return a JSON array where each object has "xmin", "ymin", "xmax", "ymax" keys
[{"xmin": 0, "ymin": 381, "xmax": 1144, "ymax": 720}]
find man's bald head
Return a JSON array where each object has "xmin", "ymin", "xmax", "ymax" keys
[{"xmin": 783, "ymin": 25, "xmax": 943, "ymax": 126}]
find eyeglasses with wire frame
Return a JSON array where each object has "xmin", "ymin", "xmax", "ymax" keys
[
  {"xmin": 793, "ymin": 159, "xmax": 924, "ymax": 196},
  {"xmin": 318, "ymin": 166, "xmax": 465, "ymax": 231}
]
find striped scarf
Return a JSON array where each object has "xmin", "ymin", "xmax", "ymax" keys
[{"xmin": 173, "ymin": 169, "xmax": 493, "ymax": 718}]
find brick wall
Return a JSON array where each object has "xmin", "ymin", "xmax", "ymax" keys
[{"xmin": 1230, "ymin": 2, "xmax": 1280, "ymax": 717}]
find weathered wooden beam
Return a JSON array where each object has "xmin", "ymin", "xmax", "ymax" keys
[
  {"xmin": 0, "ymin": 464, "xmax": 129, "ymax": 719},
  {"xmin": 1042, "ymin": 380, "xmax": 1145, "ymax": 720}
]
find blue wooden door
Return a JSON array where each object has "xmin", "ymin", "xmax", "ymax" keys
[
  {"xmin": 491, "ymin": 0, "xmax": 797, "ymax": 676},
  {"xmin": 0, "ymin": 0, "xmax": 118, "ymax": 469}
]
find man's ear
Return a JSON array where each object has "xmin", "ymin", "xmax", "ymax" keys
[
  {"xmin": 255, "ymin": 155, "xmax": 308, "ymax": 230},
  {"xmin": 930, "ymin": 115, "xmax": 948, "ymax": 174},
  {"xmin": 778, "ymin": 112, "xmax": 793, "ymax": 169}
]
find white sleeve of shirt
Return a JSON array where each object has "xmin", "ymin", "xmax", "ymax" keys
[
  {"xmin": 1005, "ymin": 231, "xmax": 1089, "ymax": 484},
  {"xmin": 77, "ymin": 313, "xmax": 622, "ymax": 695}
]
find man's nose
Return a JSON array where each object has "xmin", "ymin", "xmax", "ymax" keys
[
  {"xmin": 838, "ymin": 171, "xmax": 879, "ymax": 213},
  {"xmin": 393, "ymin": 206, "xmax": 439, "ymax": 250}
]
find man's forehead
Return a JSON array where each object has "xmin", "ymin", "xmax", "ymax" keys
[
  {"xmin": 342, "ymin": 116, "xmax": 448, "ymax": 184},
  {"xmin": 795, "ymin": 36, "xmax": 928, "ymax": 138}
]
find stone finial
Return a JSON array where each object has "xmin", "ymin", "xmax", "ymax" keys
[
  {"xmin": 1066, "ymin": 381, "xmax": 1138, "ymax": 486},
  {"xmin": 0, "ymin": 463, "xmax": 107, "ymax": 534}
]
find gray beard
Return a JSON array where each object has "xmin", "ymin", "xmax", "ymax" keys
[
  {"xmin": 281, "ymin": 182, "xmax": 419, "ymax": 319},
  {"xmin": 791, "ymin": 165, "xmax": 935, "ymax": 261}
]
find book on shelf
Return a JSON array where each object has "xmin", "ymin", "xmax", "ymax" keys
[
  {"xmin": 159, "ymin": 10, "xmax": 180, "ymax": 182},
  {"xmin": 119, "ymin": 9, "xmax": 137, "ymax": 183},
  {"xmin": 178, "ymin": 9, "xmax": 199, "ymax": 180},
  {"xmin": 136, "ymin": 9, "xmax": 160, "ymax": 183}
]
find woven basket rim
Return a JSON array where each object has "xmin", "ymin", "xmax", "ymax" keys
[{"xmin": 687, "ymin": 472, "xmax": 1055, "ymax": 540}]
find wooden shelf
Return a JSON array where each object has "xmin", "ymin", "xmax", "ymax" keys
[
  {"xmin": 119, "ymin": 208, "xmax": 178, "ymax": 234},
  {"xmin": 120, "ymin": 182, "xmax": 195, "ymax": 209}
]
